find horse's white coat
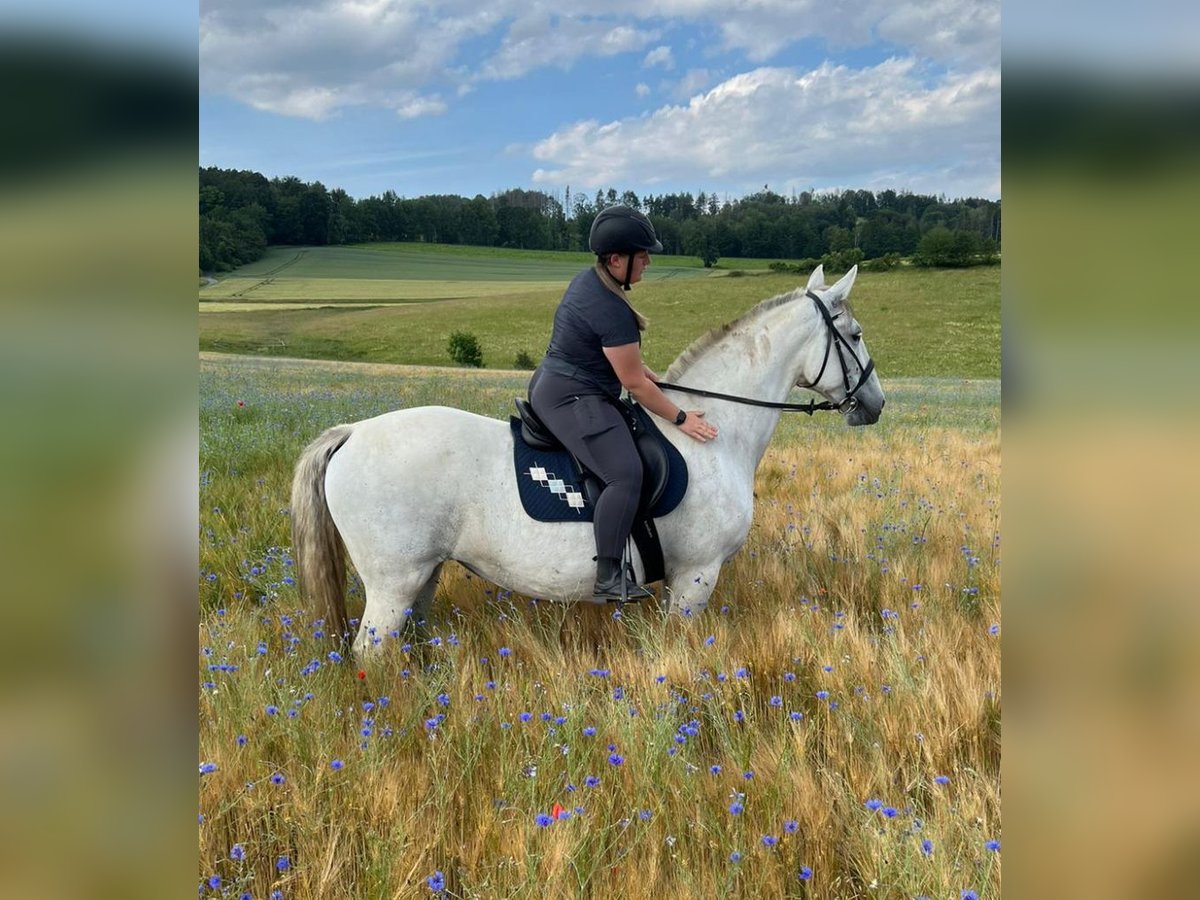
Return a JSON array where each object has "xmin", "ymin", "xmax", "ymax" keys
[{"xmin": 292, "ymin": 266, "xmax": 885, "ymax": 656}]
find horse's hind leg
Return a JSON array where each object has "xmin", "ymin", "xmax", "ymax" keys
[{"xmin": 353, "ymin": 561, "xmax": 444, "ymax": 657}]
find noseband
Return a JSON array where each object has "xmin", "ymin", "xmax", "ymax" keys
[{"xmin": 656, "ymin": 289, "xmax": 875, "ymax": 416}]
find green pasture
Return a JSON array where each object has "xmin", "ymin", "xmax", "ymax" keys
[{"xmin": 200, "ymin": 243, "xmax": 999, "ymax": 379}]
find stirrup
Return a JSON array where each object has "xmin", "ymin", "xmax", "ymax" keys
[{"xmin": 593, "ymin": 542, "xmax": 654, "ymax": 603}]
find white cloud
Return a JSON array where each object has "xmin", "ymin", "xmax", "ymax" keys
[
  {"xmin": 201, "ymin": 0, "xmax": 1000, "ymax": 119},
  {"xmin": 530, "ymin": 60, "xmax": 1001, "ymax": 198},
  {"xmin": 635, "ymin": 83, "xmax": 651, "ymax": 98},
  {"xmin": 480, "ymin": 17, "xmax": 659, "ymax": 81},
  {"xmin": 669, "ymin": 68, "xmax": 714, "ymax": 101},
  {"xmin": 642, "ymin": 45, "xmax": 675, "ymax": 70}
]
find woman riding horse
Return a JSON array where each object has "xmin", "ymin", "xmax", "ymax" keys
[{"xmin": 527, "ymin": 205, "xmax": 720, "ymax": 601}]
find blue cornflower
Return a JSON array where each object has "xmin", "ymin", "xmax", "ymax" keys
[
  {"xmin": 236, "ymin": 734, "xmax": 247, "ymax": 746},
  {"xmin": 789, "ymin": 711, "xmax": 804, "ymax": 722},
  {"xmin": 608, "ymin": 753, "xmax": 624, "ymax": 766},
  {"xmin": 327, "ymin": 651, "xmax": 342, "ymax": 664},
  {"xmin": 270, "ymin": 892, "xmax": 282, "ymax": 900},
  {"xmin": 582, "ymin": 726, "xmax": 596, "ymax": 736},
  {"xmin": 769, "ymin": 695, "xmax": 783, "ymax": 707},
  {"xmin": 535, "ymin": 813, "xmax": 553, "ymax": 827},
  {"xmin": 270, "ymin": 772, "xmax": 285, "ymax": 785},
  {"xmin": 783, "ymin": 672, "xmax": 796, "ymax": 682},
  {"xmin": 729, "ymin": 851, "xmax": 742, "ymax": 863},
  {"xmin": 208, "ymin": 874, "xmax": 222, "ymax": 890},
  {"xmin": 988, "ymin": 623, "xmax": 1000, "ymax": 635},
  {"xmin": 499, "ymin": 647, "xmax": 512, "ymax": 657},
  {"xmin": 330, "ymin": 759, "xmax": 344, "ymax": 770},
  {"xmin": 276, "ymin": 855, "xmax": 290, "ymax": 871},
  {"xmin": 436, "ymin": 693, "xmax": 450, "ymax": 707},
  {"xmin": 815, "ymin": 690, "xmax": 829, "ymax": 701},
  {"xmin": 922, "ymin": 839, "xmax": 934, "ymax": 856},
  {"xmin": 761, "ymin": 834, "xmax": 778, "ymax": 847},
  {"xmin": 239, "ymin": 892, "xmax": 252, "ymax": 900},
  {"xmin": 655, "ymin": 674, "xmax": 666, "ymax": 683},
  {"xmin": 864, "ymin": 798, "xmax": 883, "ymax": 811},
  {"xmin": 798, "ymin": 866, "xmax": 813, "ymax": 881},
  {"xmin": 735, "ymin": 667, "xmax": 749, "ymax": 678},
  {"xmin": 734, "ymin": 709, "xmax": 745, "ymax": 723},
  {"xmin": 519, "ymin": 712, "xmax": 533, "ymax": 723},
  {"xmin": 962, "ymin": 891, "xmax": 978, "ymax": 900},
  {"xmin": 784, "ymin": 820, "xmax": 799, "ymax": 834},
  {"xmin": 709, "ymin": 765, "xmax": 721, "ymax": 775},
  {"xmin": 704, "ymin": 635, "xmax": 716, "ymax": 646},
  {"xmin": 584, "ymin": 775, "xmax": 600, "ymax": 788},
  {"xmin": 230, "ymin": 843, "xmax": 245, "ymax": 861},
  {"xmin": 882, "ymin": 806, "xmax": 898, "ymax": 818},
  {"xmin": 639, "ymin": 809, "xmax": 652, "ymax": 821},
  {"xmin": 985, "ymin": 839, "xmax": 1001, "ymax": 851},
  {"xmin": 729, "ymin": 801, "xmax": 743, "ymax": 815},
  {"xmin": 199, "ymin": 762, "xmax": 217, "ymax": 775},
  {"xmin": 743, "ymin": 770, "xmax": 754, "ymax": 780},
  {"xmin": 265, "ymin": 705, "xmax": 279, "ymax": 716}
]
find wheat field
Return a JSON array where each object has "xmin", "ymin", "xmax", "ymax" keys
[{"xmin": 198, "ymin": 356, "xmax": 999, "ymax": 899}]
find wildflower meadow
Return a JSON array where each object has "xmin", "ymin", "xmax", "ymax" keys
[{"xmin": 199, "ymin": 355, "xmax": 1000, "ymax": 898}]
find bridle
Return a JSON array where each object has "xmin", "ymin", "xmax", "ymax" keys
[{"xmin": 656, "ymin": 289, "xmax": 876, "ymax": 416}]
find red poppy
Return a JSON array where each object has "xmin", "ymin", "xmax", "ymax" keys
[
  {"xmin": 237, "ymin": 400, "xmax": 245, "ymax": 407},
  {"xmin": 551, "ymin": 802, "xmax": 567, "ymax": 820},
  {"xmin": 356, "ymin": 670, "xmax": 366, "ymax": 680}
]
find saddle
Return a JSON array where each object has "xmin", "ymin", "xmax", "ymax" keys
[
  {"xmin": 514, "ymin": 397, "xmax": 671, "ymax": 516},
  {"xmin": 510, "ymin": 397, "xmax": 687, "ymax": 586}
]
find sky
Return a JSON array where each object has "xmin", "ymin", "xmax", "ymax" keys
[{"xmin": 199, "ymin": 0, "xmax": 1002, "ymax": 204}]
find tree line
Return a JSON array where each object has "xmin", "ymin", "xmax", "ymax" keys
[{"xmin": 200, "ymin": 166, "xmax": 1000, "ymax": 273}]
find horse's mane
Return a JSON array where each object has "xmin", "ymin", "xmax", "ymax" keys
[{"xmin": 664, "ymin": 286, "xmax": 802, "ymax": 382}]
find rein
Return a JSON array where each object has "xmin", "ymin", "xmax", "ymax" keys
[{"xmin": 656, "ymin": 290, "xmax": 875, "ymax": 416}]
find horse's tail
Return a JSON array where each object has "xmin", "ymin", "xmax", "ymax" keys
[{"xmin": 291, "ymin": 424, "xmax": 355, "ymax": 643}]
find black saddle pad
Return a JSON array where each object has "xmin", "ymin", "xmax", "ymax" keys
[{"xmin": 510, "ymin": 418, "xmax": 688, "ymax": 523}]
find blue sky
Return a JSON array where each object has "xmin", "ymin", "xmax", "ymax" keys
[{"xmin": 200, "ymin": 1, "xmax": 1002, "ymax": 203}]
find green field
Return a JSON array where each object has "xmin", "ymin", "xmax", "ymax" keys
[
  {"xmin": 199, "ymin": 242, "xmax": 1000, "ymax": 898},
  {"xmin": 199, "ymin": 244, "xmax": 1000, "ymax": 379}
]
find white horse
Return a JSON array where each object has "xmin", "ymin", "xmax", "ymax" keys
[{"xmin": 291, "ymin": 265, "xmax": 885, "ymax": 656}]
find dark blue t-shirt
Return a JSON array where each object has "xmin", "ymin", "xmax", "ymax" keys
[{"xmin": 543, "ymin": 267, "xmax": 641, "ymax": 397}]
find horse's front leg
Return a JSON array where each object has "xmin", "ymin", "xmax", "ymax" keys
[{"xmin": 662, "ymin": 561, "xmax": 723, "ymax": 617}]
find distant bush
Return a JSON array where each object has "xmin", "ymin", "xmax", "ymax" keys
[
  {"xmin": 513, "ymin": 350, "xmax": 537, "ymax": 370},
  {"xmin": 821, "ymin": 248, "xmax": 865, "ymax": 272},
  {"xmin": 768, "ymin": 259, "xmax": 821, "ymax": 275},
  {"xmin": 913, "ymin": 228, "xmax": 999, "ymax": 268},
  {"xmin": 448, "ymin": 331, "xmax": 484, "ymax": 367},
  {"xmin": 861, "ymin": 252, "xmax": 903, "ymax": 272}
]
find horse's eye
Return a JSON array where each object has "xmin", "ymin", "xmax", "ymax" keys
[{"xmin": 852, "ymin": 332, "xmax": 862, "ymax": 342}]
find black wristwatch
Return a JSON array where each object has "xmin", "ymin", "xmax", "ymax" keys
[{"xmin": 674, "ymin": 409, "xmax": 687, "ymax": 426}]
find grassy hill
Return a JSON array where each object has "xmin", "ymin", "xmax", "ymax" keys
[{"xmin": 199, "ymin": 244, "xmax": 1000, "ymax": 379}]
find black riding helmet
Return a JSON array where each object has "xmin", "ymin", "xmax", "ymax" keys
[{"xmin": 589, "ymin": 205, "xmax": 663, "ymax": 290}]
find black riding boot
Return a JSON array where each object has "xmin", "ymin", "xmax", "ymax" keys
[{"xmin": 593, "ymin": 555, "xmax": 654, "ymax": 602}]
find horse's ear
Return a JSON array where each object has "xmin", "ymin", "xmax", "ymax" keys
[
  {"xmin": 823, "ymin": 265, "xmax": 858, "ymax": 309},
  {"xmin": 805, "ymin": 265, "xmax": 825, "ymax": 292}
]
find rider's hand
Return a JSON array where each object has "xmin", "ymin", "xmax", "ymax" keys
[{"xmin": 680, "ymin": 410, "xmax": 718, "ymax": 443}]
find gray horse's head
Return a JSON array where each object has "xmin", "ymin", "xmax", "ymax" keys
[{"xmin": 800, "ymin": 265, "xmax": 885, "ymax": 426}]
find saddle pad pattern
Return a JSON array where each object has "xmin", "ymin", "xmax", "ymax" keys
[{"xmin": 510, "ymin": 418, "xmax": 688, "ymax": 523}]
